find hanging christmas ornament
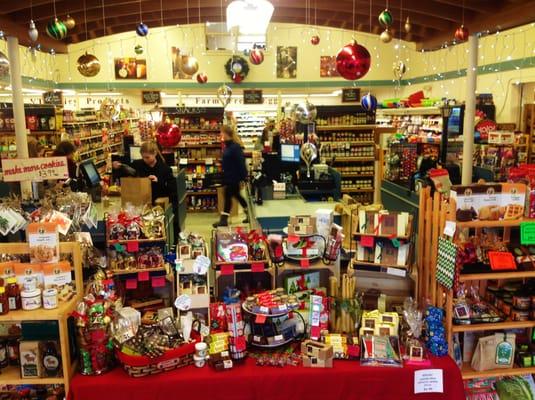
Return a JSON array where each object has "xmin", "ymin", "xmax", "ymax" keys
[
  {"xmin": 311, "ymin": 35, "xmax": 320, "ymax": 45},
  {"xmin": 454, "ymin": 25, "xmax": 469, "ymax": 42},
  {"xmin": 0, "ymin": 52, "xmax": 10, "ymax": 79},
  {"xmin": 224, "ymin": 56, "xmax": 249, "ymax": 82},
  {"xmin": 136, "ymin": 22, "xmax": 149, "ymax": 37},
  {"xmin": 46, "ymin": 18, "xmax": 68, "ymax": 40},
  {"xmin": 64, "ymin": 15, "xmax": 76, "ymax": 30},
  {"xmin": 0, "ymin": 32, "xmax": 4, "ymax": 40},
  {"xmin": 28, "ymin": 20, "xmax": 39, "ymax": 42},
  {"xmin": 157, "ymin": 123, "xmax": 181, "ymax": 147},
  {"xmin": 231, "ymin": 62, "xmax": 243, "ymax": 74},
  {"xmin": 134, "ymin": 44, "xmax": 144, "ymax": 55},
  {"xmin": 380, "ymin": 29, "xmax": 393, "ymax": 43},
  {"xmin": 35, "ymin": 43, "xmax": 42, "ymax": 51},
  {"xmin": 77, "ymin": 52, "xmax": 101, "ymax": 77},
  {"xmin": 179, "ymin": 55, "xmax": 199, "ymax": 76},
  {"xmin": 49, "ymin": 49, "xmax": 56, "ymax": 55},
  {"xmin": 361, "ymin": 93, "xmax": 378, "ymax": 112},
  {"xmin": 404, "ymin": 17, "xmax": 412, "ymax": 33},
  {"xmin": 196, "ymin": 72, "xmax": 208, "ymax": 84},
  {"xmin": 295, "ymin": 101, "xmax": 317, "ymax": 124},
  {"xmin": 378, "ymin": 9, "xmax": 393, "ymax": 28},
  {"xmin": 216, "ymin": 85, "xmax": 233, "ymax": 107},
  {"xmin": 232, "ymin": 73, "xmax": 243, "ymax": 84},
  {"xmin": 393, "ymin": 61, "xmax": 406, "ymax": 80},
  {"xmin": 249, "ymin": 49, "xmax": 264, "ymax": 65},
  {"xmin": 335, "ymin": 40, "xmax": 371, "ymax": 81}
]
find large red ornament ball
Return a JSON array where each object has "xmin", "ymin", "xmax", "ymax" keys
[
  {"xmin": 249, "ymin": 49, "xmax": 264, "ymax": 65},
  {"xmin": 196, "ymin": 72, "xmax": 208, "ymax": 84},
  {"xmin": 336, "ymin": 40, "xmax": 371, "ymax": 81},
  {"xmin": 454, "ymin": 25, "xmax": 469, "ymax": 42},
  {"xmin": 157, "ymin": 123, "xmax": 181, "ymax": 147},
  {"xmin": 311, "ymin": 35, "xmax": 320, "ymax": 45}
]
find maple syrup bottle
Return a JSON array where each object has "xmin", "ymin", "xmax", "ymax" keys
[{"xmin": 42, "ymin": 341, "xmax": 61, "ymax": 377}]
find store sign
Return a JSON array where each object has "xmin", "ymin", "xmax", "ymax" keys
[
  {"xmin": 243, "ymin": 90, "xmax": 263, "ymax": 104},
  {"xmin": 142, "ymin": 91, "xmax": 161, "ymax": 104},
  {"xmin": 342, "ymin": 88, "xmax": 361, "ymax": 103},
  {"xmin": 2, "ymin": 157, "xmax": 69, "ymax": 182},
  {"xmin": 42, "ymin": 91, "xmax": 63, "ymax": 106}
]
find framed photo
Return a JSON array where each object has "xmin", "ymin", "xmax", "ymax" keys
[
  {"xmin": 171, "ymin": 47, "xmax": 194, "ymax": 80},
  {"xmin": 178, "ymin": 244, "xmax": 192, "ymax": 260},
  {"xmin": 320, "ymin": 56, "xmax": 340, "ymax": 78},
  {"xmin": 276, "ymin": 46, "xmax": 297, "ymax": 79},
  {"xmin": 114, "ymin": 58, "xmax": 147, "ymax": 80},
  {"xmin": 409, "ymin": 345, "xmax": 424, "ymax": 361},
  {"xmin": 454, "ymin": 303, "xmax": 470, "ymax": 320}
]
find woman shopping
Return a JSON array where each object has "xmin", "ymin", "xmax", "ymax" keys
[{"xmin": 213, "ymin": 125, "xmax": 249, "ymax": 228}]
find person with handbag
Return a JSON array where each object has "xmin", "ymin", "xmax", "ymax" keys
[{"xmin": 213, "ymin": 125, "xmax": 249, "ymax": 228}]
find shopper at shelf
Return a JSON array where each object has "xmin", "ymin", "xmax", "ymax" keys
[
  {"xmin": 28, "ymin": 139, "xmax": 45, "ymax": 158},
  {"xmin": 112, "ymin": 141, "xmax": 176, "ymax": 203},
  {"xmin": 53, "ymin": 140, "xmax": 78, "ymax": 180},
  {"xmin": 213, "ymin": 125, "xmax": 249, "ymax": 228}
]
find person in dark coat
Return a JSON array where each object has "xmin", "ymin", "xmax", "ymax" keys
[{"xmin": 213, "ymin": 125, "xmax": 248, "ymax": 227}]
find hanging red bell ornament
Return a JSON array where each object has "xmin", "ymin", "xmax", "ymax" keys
[
  {"xmin": 196, "ymin": 72, "xmax": 208, "ymax": 84},
  {"xmin": 157, "ymin": 123, "xmax": 181, "ymax": 147},
  {"xmin": 454, "ymin": 25, "xmax": 469, "ymax": 42},
  {"xmin": 311, "ymin": 35, "xmax": 320, "ymax": 45},
  {"xmin": 232, "ymin": 73, "xmax": 243, "ymax": 84},
  {"xmin": 249, "ymin": 49, "xmax": 264, "ymax": 65},
  {"xmin": 335, "ymin": 40, "xmax": 371, "ymax": 81}
]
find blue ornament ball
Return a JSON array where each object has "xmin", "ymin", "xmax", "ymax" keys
[
  {"xmin": 136, "ymin": 23, "xmax": 149, "ymax": 37},
  {"xmin": 361, "ymin": 93, "xmax": 377, "ymax": 112}
]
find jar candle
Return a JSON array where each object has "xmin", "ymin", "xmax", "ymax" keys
[
  {"xmin": 195, "ymin": 342, "xmax": 208, "ymax": 358},
  {"xmin": 42, "ymin": 289, "xmax": 58, "ymax": 309},
  {"xmin": 21, "ymin": 288, "xmax": 41, "ymax": 310}
]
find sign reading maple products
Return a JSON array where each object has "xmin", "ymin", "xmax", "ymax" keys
[{"xmin": 1, "ymin": 157, "xmax": 69, "ymax": 182}]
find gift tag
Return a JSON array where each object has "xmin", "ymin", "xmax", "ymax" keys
[
  {"xmin": 443, "ymin": 221, "xmax": 456, "ymax": 238},
  {"xmin": 251, "ymin": 262, "xmax": 265, "ymax": 273},
  {"xmin": 220, "ymin": 265, "xmax": 234, "ymax": 276},
  {"xmin": 126, "ymin": 241, "xmax": 139, "ymax": 252},
  {"xmin": 174, "ymin": 294, "xmax": 192, "ymax": 311},
  {"xmin": 193, "ymin": 255, "xmax": 210, "ymax": 275},
  {"xmin": 152, "ymin": 276, "xmax": 166, "ymax": 288},
  {"xmin": 361, "ymin": 235, "xmax": 374, "ymax": 248}
]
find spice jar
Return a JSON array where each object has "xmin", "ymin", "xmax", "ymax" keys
[
  {"xmin": 42, "ymin": 288, "xmax": 58, "ymax": 309},
  {"xmin": 0, "ymin": 287, "xmax": 8, "ymax": 315},
  {"xmin": 6, "ymin": 277, "xmax": 21, "ymax": 311},
  {"xmin": 21, "ymin": 288, "xmax": 41, "ymax": 310}
]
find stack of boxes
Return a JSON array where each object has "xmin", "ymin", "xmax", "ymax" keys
[
  {"xmin": 359, "ymin": 310, "xmax": 400, "ymax": 337},
  {"xmin": 288, "ymin": 215, "xmax": 317, "ymax": 236},
  {"xmin": 301, "ymin": 340, "xmax": 334, "ymax": 368}
]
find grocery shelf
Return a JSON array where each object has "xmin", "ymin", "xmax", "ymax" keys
[
  {"xmin": 455, "ymin": 218, "xmax": 535, "ymax": 229},
  {"xmin": 0, "ymin": 297, "xmax": 79, "ymax": 322},
  {"xmin": 333, "ymin": 157, "xmax": 375, "ymax": 162},
  {"xmin": 109, "ymin": 266, "xmax": 167, "ymax": 276},
  {"xmin": 459, "ymin": 270, "xmax": 535, "ymax": 282},
  {"xmin": 316, "ymin": 125, "xmax": 376, "ymax": 131},
  {"xmin": 341, "ymin": 173, "xmax": 374, "ymax": 178},
  {"xmin": 0, "ymin": 131, "xmax": 58, "ymax": 136},
  {"xmin": 321, "ymin": 141, "xmax": 375, "ymax": 146},
  {"xmin": 342, "ymin": 188, "xmax": 374, "ymax": 193},
  {"xmin": 107, "ymin": 237, "xmax": 166, "ymax": 245},
  {"xmin": 461, "ymin": 362, "xmax": 535, "ymax": 379},
  {"xmin": 452, "ymin": 320, "xmax": 535, "ymax": 333},
  {"xmin": 0, "ymin": 365, "xmax": 65, "ymax": 385}
]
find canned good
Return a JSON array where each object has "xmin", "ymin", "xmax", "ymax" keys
[
  {"xmin": 42, "ymin": 288, "xmax": 58, "ymax": 309},
  {"xmin": 21, "ymin": 288, "xmax": 41, "ymax": 310}
]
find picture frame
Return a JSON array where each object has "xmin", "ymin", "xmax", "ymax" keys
[
  {"xmin": 409, "ymin": 345, "xmax": 424, "ymax": 361},
  {"xmin": 179, "ymin": 244, "xmax": 192, "ymax": 260}
]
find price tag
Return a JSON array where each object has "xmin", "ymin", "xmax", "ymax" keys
[
  {"xmin": 126, "ymin": 241, "xmax": 139, "ymax": 252},
  {"xmin": 488, "ymin": 251, "xmax": 517, "ymax": 271},
  {"xmin": 151, "ymin": 276, "xmax": 166, "ymax": 288},
  {"xmin": 414, "ymin": 369, "xmax": 444, "ymax": 394},
  {"xmin": 138, "ymin": 271, "xmax": 149, "ymax": 281},
  {"xmin": 126, "ymin": 279, "xmax": 137, "ymax": 289},
  {"xmin": 205, "ymin": 158, "xmax": 213, "ymax": 165},
  {"xmin": 443, "ymin": 221, "xmax": 457, "ymax": 238},
  {"xmin": 220, "ymin": 265, "xmax": 234, "ymax": 275},
  {"xmin": 255, "ymin": 314, "xmax": 267, "ymax": 324},
  {"xmin": 251, "ymin": 262, "xmax": 265, "ymax": 273},
  {"xmin": 114, "ymin": 243, "xmax": 125, "ymax": 253},
  {"xmin": 175, "ymin": 259, "xmax": 184, "ymax": 272},
  {"xmin": 179, "ymin": 158, "xmax": 188, "ymax": 165},
  {"xmin": 361, "ymin": 235, "xmax": 374, "ymax": 248},
  {"xmin": 193, "ymin": 255, "xmax": 210, "ymax": 275},
  {"xmin": 174, "ymin": 294, "xmax": 192, "ymax": 311}
]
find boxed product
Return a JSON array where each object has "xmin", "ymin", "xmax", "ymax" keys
[
  {"xmin": 301, "ymin": 340, "xmax": 333, "ymax": 368},
  {"xmin": 20, "ymin": 341, "xmax": 43, "ymax": 378},
  {"xmin": 288, "ymin": 215, "xmax": 316, "ymax": 236},
  {"xmin": 315, "ymin": 209, "xmax": 334, "ymax": 239},
  {"xmin": 27, "ymin": 223, "xmax": 59, "ymax": 264},
  {"xmin": 42, "ymin": 261, "xmax": 72, "ymax": 288},
  {"xmin": 14, "ymin": 263, "xmax": 43, "ymax": 288}
]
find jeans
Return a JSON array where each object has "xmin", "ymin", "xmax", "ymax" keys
[{"xmin": 224, "ymin": 183, "xmax": 248, "ymax": 214}]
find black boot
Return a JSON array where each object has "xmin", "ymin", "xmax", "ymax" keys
[{"xmin": 213, "ymin": 213, "xmax": 229, "ymax": 228}]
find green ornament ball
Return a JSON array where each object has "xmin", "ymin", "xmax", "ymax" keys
[
  {"xmin": 378, "ymin": 9, "xmax": 393, "ymax": 28},
  {"xmin": 46, "ymin": 18, "xmax": 67, "ymax": 40},
  {"xmin": 134, "ymin": 44, "xmax": 144, "ymax": 55}
]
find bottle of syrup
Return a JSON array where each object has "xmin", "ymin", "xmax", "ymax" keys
[{"xmin": 42, "ymin": 341, "xmax": 61, "ymax": 377}]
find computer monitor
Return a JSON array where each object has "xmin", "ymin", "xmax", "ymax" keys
[
  {"xmin": 129, "ymin": 145, "xmax": 142, "ymax": 161},
  {"xmin": 79, "ymin": 160, "xmax": 101, "ymax": 188},
  {"xmin": 280, "ymin": 144, "xmax": 300, "ymax": 163},
  {"xmin": 447, "ymin": 106, "xmax": 463, "ymax": 136}
]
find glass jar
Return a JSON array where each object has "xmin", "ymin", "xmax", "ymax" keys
[
  {"xmin": 6, "ymin": 277, "xmax": 21, "ymax": 311},
  {"xmin": 21, "ymin": 288, "xmax": 41, "ymax": 310},
  {"xmin": 0, "ymin": 287, "xmax": 8, "ymax": 315}
]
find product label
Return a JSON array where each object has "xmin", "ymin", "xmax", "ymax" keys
[
  {"xmin": 43, "ymin": 355, "xmax": 59, "ymax": 371},
  {"xmin": 8, "ymin": 297, "xmax": 16, "ymax": 310}
]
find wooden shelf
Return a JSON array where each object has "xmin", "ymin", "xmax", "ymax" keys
[
  {"xmin": 461, "ymin": 362, "xmax": 535, "ymax": 379},
  {"xmin": 353, "ymin": 231, "xmax": 411, "ymax": 240},
  {"xmin": 0, "ymin": 364, "xmax": 65, "ymax": 385},
  {"xmin": 321, "ymin": 141, "xmax": 375, "ymax": 146},
  {"xmin": 341, "ymin": 173, "xmax": 374, "ymax": 178},
  {"xmin": 316, "ymin": 125, "xmax": 376, "ymax": 131},
  {"xmin": 459, "ymin": 270, "xmax": 535, "ymax": 281},
  {"xmin": 186, "ymin": 190, "xmax": 217, "ymax": 196},
  {"xmin": 352, "ymin": 259, "xmax": 409, "ymax": 269},
  {"xmin": 452, "ymin": 320, "xmax": 535, "ymax": 333},
  {"xmin": 176, "ymin": 144, "xmax": 221, "ymax": 148},
  {"xmin": 454, "ymin": 218, "xmax": 534, "ymax": 228},
  {"xmin": 107, "ymin": 237, "xmax": 166, "ymax": 245},
  {"xmin": 333, "ymin": 157, "xmax": 375, "ymax": 162},
  {"xmin": 0, "ymin": 131, "xmax": 58, "ymax": 136},
  {"xmin": 109, "ymin": 266, "xmax": 167, "ymax": 276},
  {"xmin": 0, "ymin": 297, "xmax": 79, "ymax": 322},
  {"xmin": 342, "ymin": 188, "xmax": 374, "ymax": 193}
]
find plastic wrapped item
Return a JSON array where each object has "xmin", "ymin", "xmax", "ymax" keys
[
  {"xmin": 402, "ymin": 298, "xmax": 427, "ymax": 363},
  {"xmin": 360, "ymin": 335, "xmax": 402, "ymax": 367}
]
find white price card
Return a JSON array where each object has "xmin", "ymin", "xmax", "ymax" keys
[
  {"xmin": 179, "ymin": 158, "xmax": 188, "ymax": 165},
  {"xmin": 193, "ymin": 255, "xmax": 210, "ymax": 275},
  {"xmin": 443, "ymin": 221, "xmax": 456, "ymax": 238},
  {"xmin": 174, "ymin": 294, "xmax": 192, "ymax": 311},
  {"xmin": 205, "ymin": 158, "xmax": 213, "ymax": 165},
  {"xmin": 414, "ymin": 369, "xmax": 444, "ymax": 394}
]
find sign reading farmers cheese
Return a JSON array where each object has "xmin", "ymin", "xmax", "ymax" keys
[{"xmin": 2, "ymin": 157, "xmax": 69, "ymax": 182}]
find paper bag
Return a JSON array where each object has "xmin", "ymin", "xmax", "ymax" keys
[
  {"xmin": 121, "ymin": 177, "xmax": 152, "ymax": 207},
  {"xmin": 471, "ymin": 333, "xmax": 515, "ymax": 371}
]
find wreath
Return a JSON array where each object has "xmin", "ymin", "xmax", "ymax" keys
[{"xmin": 224, "ymin": 56, "xmax": 249, "ymax": 83}]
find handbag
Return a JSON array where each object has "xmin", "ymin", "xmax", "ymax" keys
[{"xmin": 471, "ymin": 332, "xmax": 515, "ymax": 371}]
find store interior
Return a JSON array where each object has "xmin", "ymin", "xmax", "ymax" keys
[{"xmin": 0, "ymin": 1, "xmax": 534, "ymax": 399}]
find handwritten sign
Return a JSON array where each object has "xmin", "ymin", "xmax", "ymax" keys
[
  {"xmin": 2, "ymin": 157, "xmax": 68, "ymax": 182},
  {"xmin": 43, "ymin": 91, "xmax": 63, "ymax": 106},
  {"xmin": 342, "ymin": 88, "xmax": 361, "ymax": 103},
  {"xmin": 414, "ymin": 369, "xmax": 443, "ymax": 394},
  {"xmin": 142, "ymin": 91, "xmax": 161, "ymax": 104},
  {"xmin": 521, "ymin": 222, "xmax": 535, "ymax": 245},
  {"xmin": 243, "ymin": 90, "xmax": 263, "ymax": 104}
]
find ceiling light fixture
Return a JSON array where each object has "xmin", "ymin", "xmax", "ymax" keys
[{"xmin": 226, "ymin": 0, "xmax": 274, "ymax": 35}]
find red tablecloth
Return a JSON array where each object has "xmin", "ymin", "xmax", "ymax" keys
[{"xmin": 68, "ymin": 355, "xmax": 464, "ymax": 400}]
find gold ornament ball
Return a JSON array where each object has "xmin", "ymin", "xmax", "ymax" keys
[
  {"xmin": 64, "ymin": 15, "xmax": 76, "ymax": 30},
  {"xmin": 77, "ymin": 52, "xmax": 101, "ymax": 77},
  {"xmin": 380, "ymin": 29, "xmax": 393, "ymax": 43},
  {"xmin": 404, "ymin": 17, "xmax": 411, "ymax": 33},
  {"xmin": 180, "ymin": 55, "xmax": 199, "ymax": 76}
]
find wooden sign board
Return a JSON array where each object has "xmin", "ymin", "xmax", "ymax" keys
[
  {"xmin": 243, "ymin": 90, "xmax": 263, "ymax": 105},
  {"xmin": 42, "ymin": 91, "xmax": 63, "ymax": 106},
  {"xmin": 342, "ymin": 88, "xmax": 361, "ymax": 103},
  {"xmin": 2, "ymin": 157, "xmax": 69, "ymax": 182},
  {"xmin": 142, "ymin": 91, "xmax": 161, "ymax": 104}
]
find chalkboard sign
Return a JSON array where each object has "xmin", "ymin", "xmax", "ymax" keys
[
  {"xmin": 142, "ymin": 91, "xmax": 161, "ymax": 104},
  {"xmin": 42, "ymin": 91, "xmax": 63, "ymax": 106},
  {"xmin": 342, "ymin": 88, "xmax": 361, "ymax": 103},
  {"xmin": 243, "ymin": 90, "xmax": 263, "ymax": 104}
]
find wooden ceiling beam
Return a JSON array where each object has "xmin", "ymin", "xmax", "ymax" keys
[
  {"xmin": 0, "ymin": 15, "xmax": 68, "ymax": 53},
  {"xmin": 431, "ymin": 0, "xmax": 502, "ymax": 13}
]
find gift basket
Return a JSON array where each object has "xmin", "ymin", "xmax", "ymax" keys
[{"xmin": 214, "ymin": 227, "xmax": 268, "ymax": 264}]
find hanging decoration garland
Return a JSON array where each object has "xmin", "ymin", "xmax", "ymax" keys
[{"xmin": 224, "ymin": 56, "xmax": 249, "ymax": 83}]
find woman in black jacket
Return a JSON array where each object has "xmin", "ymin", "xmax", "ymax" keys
[{"xmin": 213, "ymin": 125, "xmax": 248, "ymax": 227}]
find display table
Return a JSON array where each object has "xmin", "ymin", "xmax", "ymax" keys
[{"xmin": 68, "ymin": 355, "xmax": 464, "ymax": 400}]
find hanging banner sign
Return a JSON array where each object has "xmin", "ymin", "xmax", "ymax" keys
[{"xmin": 2, "ymin": 157, "xmax": 69, "ymax": 182}]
